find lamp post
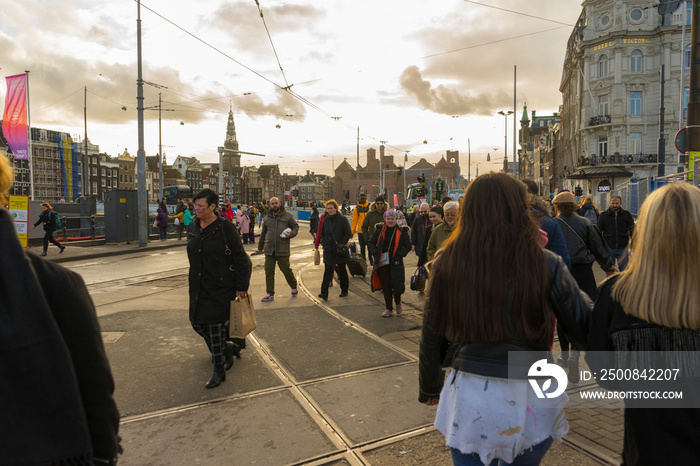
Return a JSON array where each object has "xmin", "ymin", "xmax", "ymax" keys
[
  {"xmin": 144, "ymin": 93, "xmax": 175, "ymax": 201},
  {"xmin": 498, "ymin": 110, "xmax": 514, "ymax": 174}
]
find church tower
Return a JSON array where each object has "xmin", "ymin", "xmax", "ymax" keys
[{"xmin": 223, "ymin": 108, "xmax": 240, "ymax": 171}]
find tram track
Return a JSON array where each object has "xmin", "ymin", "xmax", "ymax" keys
[{"xmin": 92, "ymin": 244, "xmax": 610, "ymax": 464}]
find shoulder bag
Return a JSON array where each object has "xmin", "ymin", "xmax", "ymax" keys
[
  {"xmin": 221, "ymin": 220, "xmax": 257, "ymax": 339},
  {"xmin": 326, "ymin": 216, "xmax": 350, "ymax": 258}
]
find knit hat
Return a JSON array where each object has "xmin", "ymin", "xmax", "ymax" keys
[
  {"xmin": 552, "ymin": 191, "xmax": 576, "ymax": 204},
  {"xmin": 375, "ymin": 196, "xmax": 385, "ymax": 203},
  {"xmin": 383, "ymin": 209, "xmax": 398, "ymax": 219}
]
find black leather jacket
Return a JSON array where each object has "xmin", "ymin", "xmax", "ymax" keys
[{"xmin": 418, "ymin": 249, "xmax": 593, "ymax": 402}]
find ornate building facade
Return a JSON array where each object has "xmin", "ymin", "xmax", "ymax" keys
[{"xmin": 558, "ymin": 0, "xmax": 690, "ymax": 196}]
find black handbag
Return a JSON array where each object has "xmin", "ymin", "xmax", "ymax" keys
[
  {"xmin": 410, "ymin": 267, "xmax": 426, "ymax": 291},
  {"xmin": 326, "ymin": 216, "xmax": 349, "ymax": 258}
]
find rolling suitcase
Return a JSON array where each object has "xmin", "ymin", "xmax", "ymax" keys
[{"xmin": 347, "ymin": 252, "xmax": 367, "ymax": 277}]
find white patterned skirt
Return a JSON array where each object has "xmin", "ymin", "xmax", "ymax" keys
[{"xmin": 434, "ymin": 370, "xmax": 569, "ymax": 464}]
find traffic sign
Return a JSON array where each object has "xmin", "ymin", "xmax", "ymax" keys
[{"xmin": 675, "ymin": 127, "xmax": 687, "ymax": 153}]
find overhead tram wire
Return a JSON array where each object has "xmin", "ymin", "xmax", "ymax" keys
[
  {"xmin": 34, "ymin": 86, "xmax": 84, "ymax": 112},
  {"xmin": 254, "ymin": 0, "xmax": 290, "ymax": 89},
  {"xmin": 136, "ymin": 0, "xmax": 343, "ymax": 126},
  {"xmin": 419, "ymin": 26, "xmax": 570, "ymax": 60},
  {"xmin": 462, "ymin": 0, "xmax": 574, "ymax": 27}
]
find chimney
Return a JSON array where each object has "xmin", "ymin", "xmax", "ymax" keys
[{"xmin": 531, "ymin": 110, "xmax": 536, "ymax": 120}]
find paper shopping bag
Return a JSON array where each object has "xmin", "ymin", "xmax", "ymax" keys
[{"xmin": 229, "ymin": 293, "xmax": 257, "ymax": 338}]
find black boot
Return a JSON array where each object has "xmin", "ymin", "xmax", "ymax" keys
[
  {"xmin": 224, "ymin": 343, "xmax": 234, "ymax": 371},
  {"xmin": 205, "ymin": 364, "xmax": 226, "ymax": 389}
]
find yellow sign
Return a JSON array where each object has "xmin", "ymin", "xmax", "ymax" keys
[
  {"xmin": 690, "ymin": 152, "xmax": 699, "ymax": 181},
  {"xmin": 622, "ymin": 38, "xmax": 652, "ymax": 44},
  {"xmin": 594, "ymin": 41, "xmax": 613, "ymax": 51},
  {"xmin": 8, "ymin": 195, "xmax": 29, "ymax": 248},
  {"xmin": 8, "ymin": 195, "xmax": 28, "ymax": 211},
  {"xmin": 120, "ymin": 198, "xmax": 127, "ymax": 203},
  {"xmin": 594, "ymin": 38, "xmax": 652, "ymax": 52}
]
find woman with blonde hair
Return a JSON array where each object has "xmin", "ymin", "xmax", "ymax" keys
[
  {"xmin": 32, "ymin": 201, "xmax": 65, "ymax": 255},
  {"xmin": 588, "ymin": 183, "xmax": 700, "ymax": 464}
]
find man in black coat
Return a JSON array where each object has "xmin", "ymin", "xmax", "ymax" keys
[
  {"xmin": 410, "ymin": 203, "xmax": 431, "ymax": 260},
  {"xmin": 597, "ymin": 194, "xmax": 635, "ymax": 271}
]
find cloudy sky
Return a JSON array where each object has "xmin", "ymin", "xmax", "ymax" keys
[{"xmin": 0, "ymin": 0, "xmax": 582, "ymax": 177}]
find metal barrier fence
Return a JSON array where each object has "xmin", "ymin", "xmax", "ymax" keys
[{"xmin": 588, "ymin": 171, "xmax": 693, "ymax": 217}]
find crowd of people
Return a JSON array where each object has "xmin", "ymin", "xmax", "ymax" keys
[{"xmin": 5, "ymin": 139, "xmax": 699, "ymax": 465}]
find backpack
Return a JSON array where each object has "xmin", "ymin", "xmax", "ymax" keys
[
  {"xmin": 583, "ymin": 208, "xmax": 597, "ymax": 223},
  {"xmin": 52, "ymin": 211, "xmax": 61, "ymax": 229}
]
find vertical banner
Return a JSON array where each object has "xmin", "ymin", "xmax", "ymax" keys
[
  {"xmin": 63, "ymin": 136, "xmax": 73, "ymax": 202},
  {"xmin": 56, "ymin": 135, "xmax": 68, "ymax": 201},
  {"xmin": 2, "ymin": 74, "xmax": 29, "ymax": 160},
  {"xmin": 71, "ymin": 140, "xmax": 80, "ymax": 200},
  {"xmin": 8, "ymin": 195, "xmax": 29, "ymax": 248}
]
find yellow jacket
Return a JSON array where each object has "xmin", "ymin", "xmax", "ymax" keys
[{"xmin": 351, "ymin": 199, "xmax": 370, "ymax": 235}]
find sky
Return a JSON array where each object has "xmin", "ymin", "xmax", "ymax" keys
[{"xmin": 0, "ymin": 0, "xmax": 583, "ymax": 177}]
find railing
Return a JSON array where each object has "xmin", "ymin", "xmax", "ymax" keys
[
  {"xmin": 578, "ymin": 154, "xmax": 657, "ymax": 166},
  {"xmin": 588, "ymin": 115, "xmax": 611, "ymax": 126},
  {"xmin": 588, "ymin": 171, "xmax": 692, "ymax": 217},
  {"xmin": 56, "ymin": 215, "xmax": 98, "ymax": 241}
]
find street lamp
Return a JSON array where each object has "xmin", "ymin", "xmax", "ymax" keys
[
  {"xmin": 144, "ymin": 92, "xmax": 174, "ymax": 201},
  {"xmin": 497, "ymin": 110, "xmax": 513, "ymax": 174}
]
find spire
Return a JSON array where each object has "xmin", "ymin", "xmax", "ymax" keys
[
  {"xmin": 520, "ymin": 102, "xmax": 530, "ymax": 124},
  {"xmin": 224, "ymin": 109, "xmax": 239, "ymax": 152}
]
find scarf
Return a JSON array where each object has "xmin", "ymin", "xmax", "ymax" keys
[{"xmin": 0, "ymin": 209, "xmax": 93, "ymax": 464}]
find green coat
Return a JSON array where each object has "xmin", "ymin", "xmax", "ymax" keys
[
  {"xmin": 426, "ymin": 222, "xmax": 455, "ymax": 262},
  {"xmin": 361, "ymin": 202, "xmax": 388, "ymax": 239},
  {"xmin": 258, "ymin": 208, "xmax": 299, "ymax": 256}
]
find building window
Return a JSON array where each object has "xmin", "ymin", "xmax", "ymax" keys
[
  {"xmin": 601, "ymin": 14, "xmax": 610, "ymax": 26},
  {"xmin": 598, "ymin": 55, "xmax": 608, "ymax": 78},
  {"xmin": 685, "ymin": 44, "xmax": 691, "ymax": 68},
  {"xmin": 630, "ymin": 9, "xmax": 643, "ymax": 22},
  {"xmin": 599, "ymin": 95, "xmax": 609, "ymax": 115},
  {"xmin": 684, "ymin": 88, "xmax": 689, "ymax": 121},
  {"xmin": 630, "ymin": 133, "xmax": 642, "ymax": 155},
  {"xmin": 598, "ymin": 137, "xmax": 608, "ymax": 157},
  {"xmin": 630, "ymin": 50, "xmax": 643, "ymax": 73},
  {"xmin": 91, "ymin": 181, "xmax": 98, "ymax": 194},
  {"xmin": 630, "ymin": 92, "xmax": 642, "ymax": 115}
]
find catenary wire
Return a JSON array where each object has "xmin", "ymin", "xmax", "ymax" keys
[
  {"xmin": 463, "ymin": 0, "xmax": 574, "ymax": 27},
  {"xmin": 254, "ymin": 0, "xmax": 290, "ymax": 88}
]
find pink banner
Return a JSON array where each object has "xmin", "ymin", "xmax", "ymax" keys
[{"xmin": 2, "ymin": 74, "xmax": 29, "ymax": 160}]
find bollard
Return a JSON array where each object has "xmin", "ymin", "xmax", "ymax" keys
[
  {"xmin": 61, "ymin": 216, "xmax": 67, "ymax": 242},
  {"xmin": 91, "ymin": 216, "xmax": 96, "ymax": 240}
]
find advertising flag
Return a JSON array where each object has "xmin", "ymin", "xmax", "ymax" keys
[{"xmin": 2, "ymin": 74, "xmax": 29, "ymax": 160}]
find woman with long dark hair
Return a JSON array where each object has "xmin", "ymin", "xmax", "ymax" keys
[{"xmin": 419, "ymin": 173, "xmax": 592, "ymax": 465}]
